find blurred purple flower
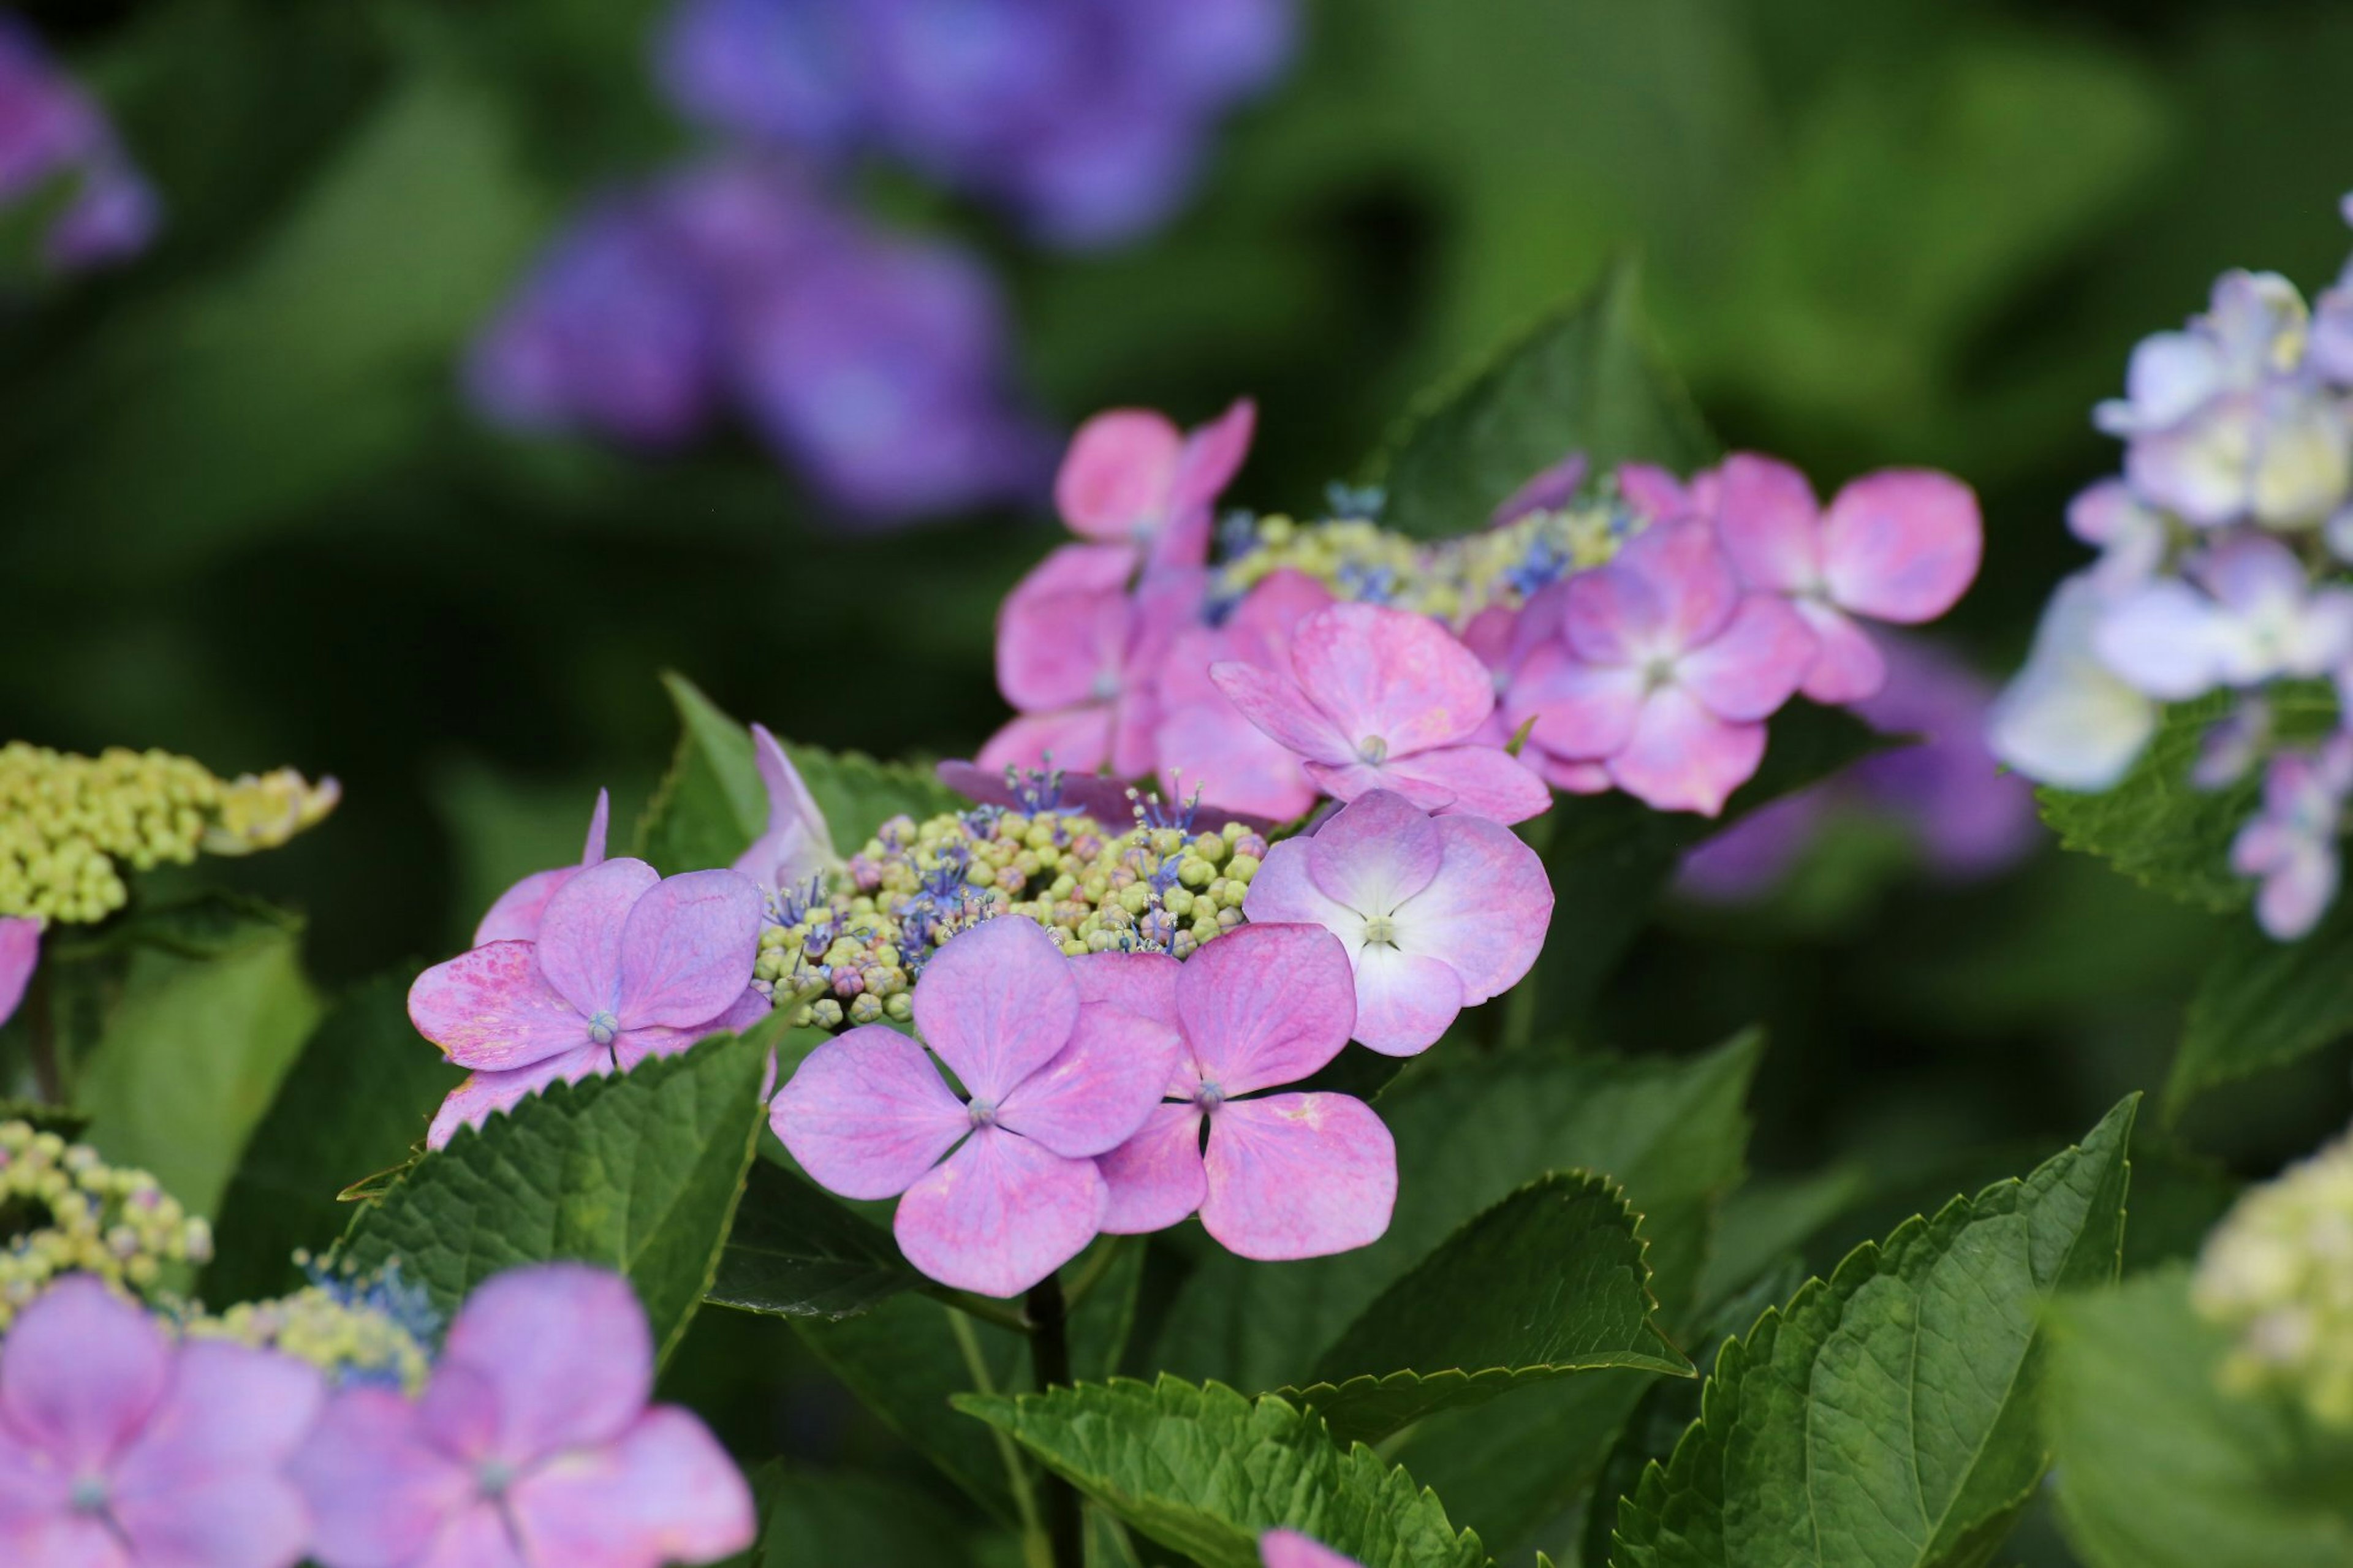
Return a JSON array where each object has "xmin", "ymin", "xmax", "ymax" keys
[
  {"xmin": 0, "ymin": 915, "xmax": 37, "ymax": 1029},
  {"xmin": 0, "ymin": 19, "xmax": 159, "ymax": 271},
  {"xmin": 657, "ymin": 0, "xmax": 1296, "ymax": 249}
]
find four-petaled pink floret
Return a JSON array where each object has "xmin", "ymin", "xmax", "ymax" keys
[{"xmin": 1056, "ymin": 400, "xmax": 1255, "ymax": 575}]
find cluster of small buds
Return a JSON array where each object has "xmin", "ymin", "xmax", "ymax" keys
[
  {"xmin": 0, "ymin": 741, "xmax": 339, "ymax": 923},
  {"xmin": 187, "ymin": 1254, "xmax": 438, "ymax": 1393},
  {"xmin": 0, "ymin": 1119, "xmax": 213, "ymax": 1327},
  {"xmin": 756, "ymin": 797, "xmax": 1264, "ymax": 1031},
  {"xmin": 2192, "ymin": 1128, "xmax": 2353, "ymax": 1426}
]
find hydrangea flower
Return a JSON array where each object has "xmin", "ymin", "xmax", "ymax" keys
[
  {"xmin": 1504, "ymin": 520, "xmax": 1818, "ymax": 816},
  {"xmin": 1154, "ymin": 569, "xmax": 1332, "ymax": 820},
  {"xmin": 0, "ymin": 1274, "xmax": 322, "ymax": 1567},
  {"xmin": 1460, "ymin": 587, "xmax": 1610, "ymax": 795},
  {"xmin": 733, "ymin": 724, "xmax": 837, "ymax": 894},
  {"xmin": 1710, "ymin": 455, "xmax": 1982, "ymax": 704},
  {"xmin": 1209, "ymin": 602, "xmax": 1552, "ymax": 824},
  {"xmin": 474, "ymin": 790, "xmax": 610, "ymax": 946},
  {"xmin": 1985, "ymin": 574, "xmax": 2160, "ymax": 793},
  {"xmin": 1243, "ymin": 790, "xmax": 1552, "ymax": 1055},
  {"xmin": 770, "ymin": 916, "xmax": 1180, "ymax": 1296},
  {"xmin": 1262, "ymin": 1531, "xmax": 1362, "ymax": 1568},
  {"xmin": 294, "ymin": 1264, "xmax": 756, "ymax": 1568},
  {"xmin": 980, "ymin": 545, "xmax": 1203, "ymax": 777},
  {"xmin": 411, "ymin": 860, "xmax": 767, "ymax": 1148},
  {"xmin": 933, "ymin": 760, "xmax": 1146, "ymax": 826},
  {"xmin": 2091, "ymin": 533, "xmax": 2353, "ymax": 701},
  {"xmin": 2231, "ymin": 735, "xmax": 2353, "ymax": 940},
  {"xmin": 1056, "ymin": 400, "xmax": 1255, "ymax": 573},
  {"xmin": 1077, "ymin": 922, "xmax": 1396, "ymax": 1259},
  {"xmin": 0, "ymin": 20, "xmax": 160, "ymax": 272},
  {"xmin": 0, "ymin": 915, "xmax": 36, "ymax": 1030}
]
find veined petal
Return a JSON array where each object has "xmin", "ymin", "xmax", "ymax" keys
[
  {"xmin": 1056, "ymin": 409, "xmax": 1184, "ymax": 541},
  {"xmin": 769, "ymin": 1026, "xmax": 969, "ymax": 1200},
  {"xmin": 1605, "ymin": 689, "xmax": 1766, "ymax": 817},
  {"xmin": 1176, "ymin": 923, "xmax": 1355, "ymax": 1096},
  {"xmin": 537, "ymin": 858, "xmax": 662, "ymax": 1019},
  {"xmin": 1069, "ymin": 951, "xmax": 1181, "ymax": 1026},
  {"xmin": 999, "ymin": 1004, "xmax": 1183, "ymax": 1159},
  {"xmin": 440, "ymin": 1264, "xmax": 653, "ymax": 1464},
  {"xmin": 1373, "ymin": 745, "xmax": 1552, "ymax": 825},
  {"xmin": 1208, "ymin": 660, "xmax": 1353, "ymax": 766},
  {"xmin": 893, "ymin": 1129, "xmax": 1105, "ymax": 1298},
  {"xmin": 473, "ymin": 867, "xmax": 583, "ymax": 948},
  {"xmin": 1506, "ymin": 641, "xmax": 1646, "ymax": 760},
  {"xmin": 912, "ymin": 917, "xmax": 1081, "ymax": 1105},
  {"xmin": 1199, "ymin": 1094, "xmax": 1396, "ymax": 1260},
  {"xmin": 1677, "ymin": 593, "xmax": 1819, "ymax": 719},
  {"xmin": 1821, "ymin": 469, "xmax": 1983, "ymax": 623},
  {"xmin": 613, "ymin": 868, "xmax": 763, "ymax": 1031},
  {"xmin": 1241, "ymin": 840, "xmax": 1356, "ymax": 933},
  {"xmin": 0, "ymin": 1277, "xmax": 169, "ymax": 1474},
  {"xmin": 1096, "ymin": 1105, "xmax": 1208, "ymax": 1234},
  {"xmin": 1286, "ymin": 604, "xmax": 1495, "ymax": 755},
  {"xmin": 1394, "ymin": 814, "xmax": 1552, "ymax": 1007},
  {"xmin": 1303, "ymin": 789, "xmax": 1442, "ymax": 915},
  {"xmin": 1714, "ymin": 452, "xmax": 1824, "ymax": 594},
  {"xmin": 1346, "ymin": 944, "xmax": 1463, "ymax": 1057},
  {"xmin": 410, "ymin": 942, "xmax": 589, "ymax": 1072}
]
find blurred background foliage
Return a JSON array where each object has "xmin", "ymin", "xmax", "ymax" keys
[{"xmin": 5, "ymin": 0, "xmax": 2352, "ymax": 1551}]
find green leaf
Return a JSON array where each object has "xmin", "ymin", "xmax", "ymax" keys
[
  {"xmin": 2045, "ymin": 1266, "xmax": 2353, "ymax": 1568},
  {"xmin": 336, "ymin": 1025, "xmax": 772, "ymax": 1361},
  {"xmin": 1694, "ymin": 1166, "xmax": 1871, "ymax": 1311},
  {"xmin": 203, "ymin": 971, "xmax": 465, "ymax": 1305},
  {"xmin": 1373, "ymin": 257, "xmax": 1713, "ymax": 540},
  {"xmin": 726, "ymin": 1460, "xmax": 983, "ymax": 1568},
  {"xmin": 705, "ymin": 1159, "xmax": 920, "ymax": 1322},
  {"xmin": 2038, "ymin": 684, "xmax": 2336, "ymax": 914},
  {"xmin": 1154, "ymin": 1032, "xmax": 1759, "ymax": 1395},
  {"xmin": 1610, "ymin": 1096, "xmax": 2139, "ymax": 1568},
  {"xmin": 954, "ymin": 1376, "xmax": 1487, "ymax": 1568},
  {"xmin": 68, "ymin": 895, "xmax": 324, "ymax": 1220},
  {"xmin": 2169, "ymin": 893, "xmax": 2353, "ymax": 1118},
  {"xmin": 1292, "ymin": 1173, "xmax": 1691, "ymax": 1444}
]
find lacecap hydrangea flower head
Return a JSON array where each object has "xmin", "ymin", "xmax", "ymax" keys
[{"xmin": 2192, "ymin": 1126, "xmax": 2353, "ymax": 1428}]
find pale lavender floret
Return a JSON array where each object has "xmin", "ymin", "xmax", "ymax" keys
[
  {"xmin": 733, "ymin": 724, "xmax": 837, "ymax": 895},
  {"xmin": 1987, "ymin": 573, "xmax": 2159, "ymax": 790},
  {"xmin": 0, "ymin": 1274, "xmax": 323, "ymax": 1568},
  {"xmin": 295, "ymin": 1263, "xmax": 757, "ymax": 1568},
  {"xmin": 2093, "ymin": 532, "xmax": 2353, "ymax": 701},
  {"xmin": 2232, "ymin": 734, "xmax": 2353, "ymax": 940},
  {"xmin": 769, "ymin": 916, "xmax": 1180, "ymax": 1297},
  {"xmin": 412, "ymin": 858, "xmax": 768, "ymax": 1148},
  {"xmin": 1242, "ymin": 789, "xmax": 1552, "ymax": 1056},
  {"xmin": 0, "ymin": 20, "xmax": 161, "ymax": 272},
  {"xmin": 0, "ymin": 915, "xmax": 37, "ymax": 1029}
]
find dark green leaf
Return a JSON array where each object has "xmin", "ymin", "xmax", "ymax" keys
[
  {"xmin": 706, "ymin": 1159, "xmax": 920, "ymax": 1322},
  {"xmin": 1610, "ymin": 1097, "xmax": 2138, "ymax": 1568},
  {"xmin": 204, "ymin": 972, "xmax": 465, "ymax": 1304},
  {"xmin": 0, "ymin": 1100, "xmax": 91, "ymax": 1139},
  {"xmin": 1292, "ymin": 1173, "xmax": 1691, "ymax": 1444},
  {"xmin": 337, "ymin": 1025, "xmax": 773, "ymax": 1361},
  {"xmin": 1374, "ymin": 257, "xmax": 1713, "ymax": 540},
  {"xmin": 726, "ymin": 1460, "xmax": 983, "ymax": 1568},
  {"xmin": 2170, "ymin": 892, "xmax": 2353, "ymax": 1118},
  {"xmin": 1695, "ymin": 1166, "xmax": 1871, "ymax": 1310},
  {"xmin": 954, "ymin": 1376, "xmax": 1487, "ymax": 1568}
]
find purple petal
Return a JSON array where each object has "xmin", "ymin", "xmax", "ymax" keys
[
  {"xmin": 1156, "ymin": 699, "xmax": 1320, "ymax": 824},
  {"xmin": 613, "ymin": 868, "xmax": 762, "ymax": 1030},
  {"xmin": 734, "ymin": 726, "xmax": 835, "ymax": 892},
  {"xmin": 1346, "ymin": 945, "xmax": 1465, "ymax": 1056},
  {"xmin": 1069, "ymin": 952, "xmax": 1181, "ymax": 1026},
  {"xmin": 409, "ymin": 942, "xmax": 589, "ymax": 1072},
  {"xmin": 1303, "ymin": 758, "xmax": 1450, "ymax": 812},
  {"xmin": 1572, "ymin": 520, "xmax": 1738, "ymax": 662},
  {"xmin": 0, "ymin": 1431, "xmax": 74, "ymax": 1556},
  {"xmin": 1821, "ymin": 469, "xmax": 1983, "ymax": 624},
  {"xmin": 1505, "ymin": 642, "xmax": 1647, "ymax": 760},
  {"xmin": 509, "ymin": 1406, "xmax": 757, "ymax": 1568},
  {"xmin": 537, "ymin": 859, "xmax": 662, "ymax": 1018},
  {"xmin": 110, "ymin": 1343, "xmax": 321, "ymax": 1568},
  {"xmin": 997, "ymin": 1004, "xmax": 1181, "ymax": 1159},
  {"xmin": 1371, "ymin": 745, "xmax": 1552, "ymax": 825},
  {"xmin": 975, "ymin": 708, "xmax": 1118, "ymax": 776},
  {"xmin": 1605, "ymin": 689, "xmax": 1766, "ymax": 817},
  {"xmin": 1208, "ymin": 660, "xmax": 1353, "ymax": 766},
  {"xmin": 912, "ymin": 917, "xmax": 1082, "ymax": 1104},
  {"xmin": 1713, "ymin": 453, "xmax": 1824, "ymax": 594},
  {"xmin": 1263, "ymin": 1529, "xmax": 1366, "ymax": 1568},
  {"xmin": 893, "ymin": 1129, "xmax": 1105, "ymax": 1298},
  {"xmin": 1615, "ymin": 463, "xmax": 1696, "ymax": 523},
  {"xmin": 580, "ymin": 787, "xmax": 612, "ymax": 863},
  {"xmin": 1791, "ymin": 599, "xmax": 1887, "ymax": 706},
  {"xmin": 427, "ymin": 1045, "xmax": 610, "ymax": 1150},
  {"xmin": 2091, "ymin": 579, "xmax": 2234, "ymax": 700},
  {"xmin": 1677, "ymin": 593, "xmax": 1819, "ymax": 719},
  {"xmin": 1096, "ymin": 1104, "xmax": 1208, "ymax": 1234},
  {"xmin": 1168, "ymin": 398, "xmax": 1256, "ymax": 516},
  {"xmin": 1490, "ymin": 451, "xmax": 1590, "ymax": 526},
  {"xmin": 440, "ymin": 1265, "xmax": 653, "ymax": 1464},
  {"xmin": 0, "ymin": 1276, "xmax": 169, "ymax": 1473},
  {"xmin": 472, "ymin": 868, "xmax": 584, "ymax": 949},
  {"xmin": 1395, "ymin": 814, "xmax": 1553, "ymax": 1007},
  {"xmin": 292, "ymin": 1387, "xmax": 474, "ymax": 1568},
  {"xmin": 1055, "ymin": 409, "xmax": 1183, "ymax": 542},
  {"xmin": 770, "ymin": 1026, "xmax": 969, "ymax": 1200},
  {"xmin": 0, "ymin": 918, "xmax": 38, "ymax": 1031},
  {"xmin": 1287, "ymin": 604, "xmax": 1494, "ymax": 756},
  {"xmin": 1177, "ymin": 923, "xmax": 1354, "ymax": 1096},
  {"xmin": 1241, "ymin": 839, "xmax": 1355, "ymax": 931},
  {"xmin": 1305, "ymin": 790, "xmax": 1442, "ymax": 915},
  {"xmin": 1200, "ymin": 1094, "xmax": 1396, "ymax": 1260}
]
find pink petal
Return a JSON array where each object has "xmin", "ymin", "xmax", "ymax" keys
[
  {"xmin": 409, "ymin": 942, "xmax": 589, "ymax": 1072},
  {"xmin": 769, "ymin": 1026, "xmax": 969, "ymax": 1200},
  {"xmin": 536, "ymin": 859, "xmax": 662, "ymax": 1018},
  {"xmin": 1096, "ymin": 1104, "xmax": 1208, "ymax": 1234},
  {"xmin": 1566, "ymin": 521, "xmax": 1733, "ymax": 664},
  {"xmin": 1069, "ymin": 952, "xmax": 1181, "ymax": 1026},
  {"xmin": 1287, "ymin": 605, "xmax": 1495, "ymax": 756},
  {"xmin": 1615, "ymin": 463, "xmax": 1694, "ymax": 522},
  {"xmin": 1199, "ymin": 1094, "xmax": 1396, "ymax": 1260},
  {"xmin": 1792, "ymin": 599, "xmax": 1887, "ymax": 705},
  {"xmin": 893, "ymin": 1128, "xmax": 1105, "ymax": 1298},
  {"xmin": 975, "ymin": 708, "xmax": 1116, "ymax": 775},
  {"xmin": 292, "ymin": 1387, "xmax": 474, "ymax": 1568},
  {"xmin": 1394, "ymin": 814, "xmax": 1553, "ymax": 1007},
  {"xmin": 1176, "ymin": 923, "xmax": 1355, "ymax": 1096},
  {"xmin": 1303, "ymin": 759, "xmax": 1453, "ymax": 812},
  {"xmin": 1531, "ymin": 751, "xmax": 1612, "ymax": 793},
  {"xmin": 612, "ymin": 868, "xmax": 762, "ymax": 1030},
  {"xmin": 1504, "ymin": 642, "xmax": 1646, "ymax": 760},
  {"xmin": 427, "ymin": 1045, "xmax": 608, "ymax": 1149},
  {"xmin": 1713, "ymin": 452, "xmax": 1824, "ymax": 594},
  {"xmin": 1677, "ymin": 593, "xmax": 1819, "ymax": 720},
  {"xmin": 0, "ymin": 1513, "xmax": 123, "ymax": 1567},
  {"xmin": 110, "ymin": 1343, "xmax": 321, "ymax": 1568},
  {"xmin": 1304, "ymin": 789, "xmax": 1443, "ymax": 915},
  {"xmin": 415, "ymin": 1504, "xmax": 526, "ymax": 1568},
  {"xmin": 1346, "ymin": 945, "xmax": 1465, "ymax": 1056},
  {"xmin": 509, "ymin": 1407, "xmax": 756, "ymax": 1568},
  {"xmin": 1263, "ymin": 1529, "xmax": 1366, "ymax": 1568},
  {"xmin": 1156, "ymin": 701, "xmax": 1320, "ymax": 824},
  {"xmin": 1490, "ymin": 452, "xmax": 1589, "ymax": 525},
  {"xmin": 1227, "ymin": 569, "xmax": 1338, "ymax": 659},
  {"xmin": 0, "ymin": 1277, "xmax": 169, "ymax": 1473},
  {"xmin": 1154, "ymin": 621, "xmax": 1229, "ymax": 711},
  {"xmin": 1605, "ymin": 688, "xmax": 1766, "ymax": 817},
  {"xmin": 1240, "ymin": 840, "xmax": 1355, "ymax": 930},
  {"xmin": 472, "ymin": 868, "xmax": 582, "ymax": 949},
  {"xmin": 1005, "ymin": 540, "xmax": 1142, "ymax": 605},
  {"xmin": 998, "ymin": 580, "xmax": 1134, "ymax": 716},
  {"xmin": 0, "ymin": 918, "xmax": 38, "ymax": 1031},
  {"xmin": 733, "ymin": 727, "xmax": 834, "ymax": 892},
  {"xmin": 1821, "ymin": 469, "xmax": 1983, "ymax": 623},
  {"xmin": 1170, "ymin": 398, "xmax": 1256, "ymax": 515},
  {"xmin": 1208, "ymin": 661, "xmax": 1353, "ymax": 767},
  {"xmin": 1056, "ymin": 409, "xmax": 1184, "ymax": 541},
  {"xmin": 440, "ymin": 1264, "xmax": 654, "ymax": 1464},
  {"xmin": 0, "ymin": 1433, "xmax": 74, "ymax": 1556},
  {"xmin": 1373, "ymin": 745, "xmax": 1552, "ymax": 824},
  {"xmin": 911, "ymin": 917, "xmax": 1081, "ymax": 1104},
  {"xmin": 998, "ymin": 1004, "xmax": 1183, "ymax": 1159},
  {"xmin": 580, "ymin": 787, "xmax": 612, "ymax": 864}
]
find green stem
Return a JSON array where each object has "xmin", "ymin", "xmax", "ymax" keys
[
  {"xmin": 945, "ymin": 1306, "xmax": 1046, "ymax": 1562},
  {"xmin": 921, "ymin": 1283, "xmax": 1035, "ymax": 1335},
  {"xmin": 1025, "ymin": 1273, "xmax": 1085, "ymax": 1568},
  {"xmin": 25, "ymin": 962, "xmax": 59, "ymax": 1105},
  {"xmin": 1060, "ymin": 1235, "xmax": 1126, "ymax": 1311}
]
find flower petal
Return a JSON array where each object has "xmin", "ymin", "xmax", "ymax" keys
[
  {"xmin": 769, "ymin": 1026, "xmax": 969, "ymax": 1200},
  {"xmin": 1393, "ymin": 815, "xmax": 1552, "ymax": 1007},
  {"xmin": 1505, "ymin": 642, "xmax": 1646, "ymax": 760},
  {"xmin": 427, "ymin": 1045, "xmax": 609, "ymax": 1149},
  {"xmin": 893, "ymin": 1129, "xmax": 1105, "ymax": 1298},
  {"xmin": 1207, "ymin": 660, "xmax": 1352, "ymax": 767},
  {"xmin": 1240, "ymin": 840, "xmax": 1355, "ymax": 932},
  {"xmin": 1303, "ymin": 789, "xmax": 1442, "ymax": 917},
  {"xmin": 1262, "ymin": 1529, "xmax": 1366, "ymax": 1568},
  {"xmin": 1373, "ymin": 745, "xmax": 1552, "ymax": 825},
  {"xmin": 1821, "ymin": 469, "xmax": 1983, "ymax": 623},
  {"xmin": 1677, "ymin": 593, "xmax": 1820, "ymax": 719},
  {"xmin": 409, "ymin": 942, "xmax": 589, "ymax": 1072},
  {"xmin": 509, "ymin": 1406, "xmax": 757, "ymax": 1568},
  {"xmin": 1069, "ymin": 952, "xmax": 1181, "ymax": 1026},
  {"xmin": 613, "ymin": 868, "xmax": 762, "ymax": 1030},
  {"xmin": 1096, "ymin": 1104, "xmax": 1208, "ymax": 1234},
  {"xmin": 1346, "ymin": 944, "xmax": 1464, "ymax": 1056},
  {"xmin": 733, "ymin": 725, "xmax": 835, "ymax": 892},
  {"xmin": 1615, "ymin": 463, "xmax": 1694, "ymax": 523},
  {"xmin": 292, "ymin": 1387, "xmax": 474, "ymax": 1568},
  {"xmin": 1199, "ymin": 1094, "xmax": 1396, "ymax": 1260},
  {"xmin": 912, "ymin": 916, "xmax": 1082, "ymax": 1104},
  {"xmin": 1714, "ymin": 452, "xmax": 1824, "ymax": 594},
  {"xmin": 1985, "ymin": 575, "xmax": 2161, "ymax": 791},
  {"xmin": 999, "ymin": 1004, "xmax": 1183, "ymax": 1159},
  {"xmin": 1056, "ymin": 409, "xmax": 1183, "ymax": 541},
  {"xmin": 2090, "ymin": 578, "xmax": 2234, "ymax": 700},
  {"xmin": 1605, "ymin": 687, "xmax": 1766, "ymax": 817},
  {"xmin": 1176, "ymin": 923, "xmax": 1354, "ymax": 1096},
  {"xmin": 0, "ymin": 1276, "xmax": 169, "ymax": 1474},
  {"xmin": 975, "ymin": 708, "xmax": 1115, "ymax": 776},
  {"xmin": 1169, "ymin": 398, "xmax": 1256, "ymax": 514},
  {"xmin": 1287, "ymin": 604, "xmax": 1494, "ymax": 756},
  {"xmin": 1790, "ymin": 599, "xmax": 1886, "ymax": 706},
  {"xmin": 1157, "ymin": 701, "xmax": 1320, "ymax": 824},
  {"xmin": 998, "ymin": 575, "xmax": 1134, "ymax": 716},
  {"xmin": 1572, "ymin": 520, "xmax": 1737, "ymax": 662},
  {"xmin": 0, "ymin": 918, "xmax": 38, "ymax": 1032},
  {"xmin": 110, "ymin": 1343, "xmax": 321, "ymax": 1568},
  {"xmin": 472, "ymin": 868, "xmax": 582, "ymax": 949},
  {"xmin": 439, "ymin": 1264, "xmax": 653, "ymax": 1463},
  {"xmin": 537, "ymin": 858, "xmax": 662, "ymax": 1018}
]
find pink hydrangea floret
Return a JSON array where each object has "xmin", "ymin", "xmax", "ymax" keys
[
  {"xmin": 1154, "ymin": 569, "xmax": 1335, "ymax": 821},
  {"xmin": 1055, "ymin": 399, "xmax": 1254, "ymax": 574},
  {"xmin": 0, "ymin": 915, "xmax": 39, "ymax": 1030},
  {"xmin": 732, "ymin": 723, "xmax": 837, "ymax": 895},
  {"xmin": 472, "ymin": 790, "xmax": 611, "ymax": 946}
]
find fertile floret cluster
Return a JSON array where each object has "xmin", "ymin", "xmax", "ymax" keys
[
  {"xmin": 2192, "ymin": 1129, "xmax": 2353, "ymax": 1426},
  {"xmin": 758, "ymin": 793, "xmax": 1264, "ymax": 1031},
  {"xmin": 0, "ymin": 741, "xmax": 338, "ymax": 923},
  {"xmin": 188, "ymin": 1256, "xmax": 438, "ymax": 1393},
  {"xmin": 0, "ymin": 1118, "xmax": 213, "ymax": 1325}
]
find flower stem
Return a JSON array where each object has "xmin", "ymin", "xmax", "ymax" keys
[
  {"xmin": 944, "ymin": 1307, "xmax": 1045, "ymax": 1558},
  {"xmin": 922, "ymin": 1283, "xmax": 1035, "ymax": 1335},
  {"xmin": 1025, "ymin": 1272, "xmax": 1085, "ymax": 1568},
  {"xmin": 26, "ymin": 963, "xmax": 59, "ymax": 1105}
]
